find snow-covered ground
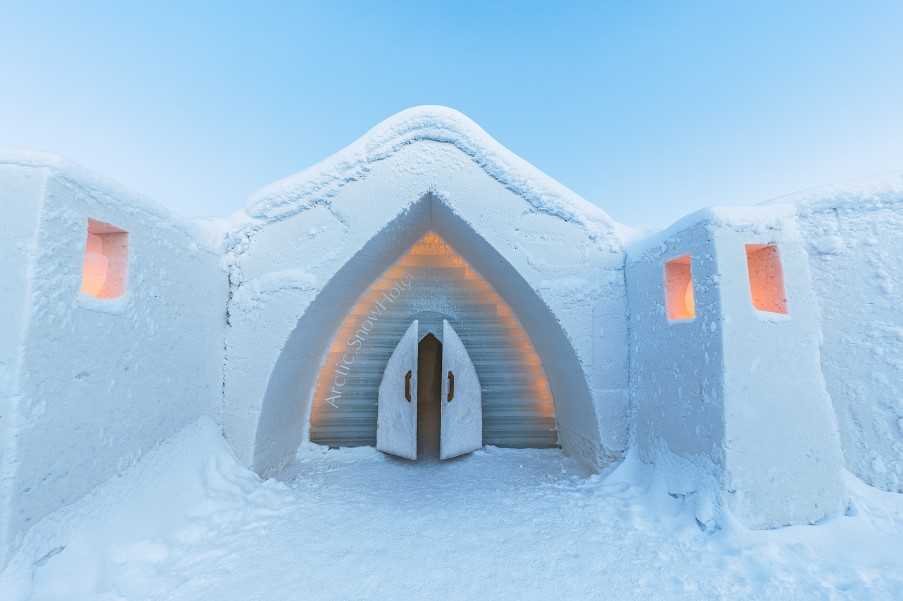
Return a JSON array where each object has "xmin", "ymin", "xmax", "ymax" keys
[{"xmin": 1, "ymin": 419, "xmax": 902, "ymax": 601}]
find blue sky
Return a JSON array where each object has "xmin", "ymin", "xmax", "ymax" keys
[{"xmin": 2, "ymin": 1, "xmax": 902, "ymax": 229}]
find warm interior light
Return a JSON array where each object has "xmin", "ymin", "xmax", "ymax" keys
[
  {"xmin": 683, "ymin": 277, "xmax": 695, "ymax": 314},
  {"xmin": 310, "ymin": 230, "xmax": 557, "ymax": 443},
  {"xmin": 80, "ymin": 233, "xmax": 109, "ymax": 297},
  {"xmin": 79, "ymin": 219, "xmax": 128, "ymax": 300},
  {"xmin": 745, "ymin": 244, "xmax": 788, "ymax": 314},
  {"xmin": 665, "ymin": 255, "xmax": 696, "ymax": 321}
]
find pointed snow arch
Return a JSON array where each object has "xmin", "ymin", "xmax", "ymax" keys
[
  {"xmin": 308, "ymin": 231, "xmax": 557, "ymax": 449},
  {"xmin": 249, "ymin": 193, "xmax": 600, "ymax": 474}
]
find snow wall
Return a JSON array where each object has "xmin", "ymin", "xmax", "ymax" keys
[
  {"xmin": 790, "ymin": 182, "xmax": 903, "ymax": 493},
  {"xmin": 224, "ymin": 107, "xmax": 631, "ymax": 476},
  {"xmin": 627, "ymin": 206, "xmax": 846, "ymax": 528},
  {"xmin": 0, "ymin": 154, "xmax": 227, "ymax": 567}
]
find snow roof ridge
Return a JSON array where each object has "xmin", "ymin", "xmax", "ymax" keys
[
  {"xmin": 0, "ymin": 148, "xmax": 172, "ymax": 219},
  {"xmin": 238, "ymin": 106, "xmax": 631, "ymax": 241},
  {"xmin": 0, "ymin": 148, "xmax": 217, "ymax": 252}
]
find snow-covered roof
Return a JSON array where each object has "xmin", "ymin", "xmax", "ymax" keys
[
  {"xmin": 625, "ymin": 204, "xmax": 799, "ymax": 258},
  {"xmin": 0, "ymin": 149, "xmax": 176, "ymax": 223},
  {"xmin": 0, "ymin": 149, "xmax": 215, "ymax": 247},
  {"xmin": 763, "ymin": 171, "xmax": 903, "ymax": 214},
  {"xmin": 237, "ymin": 106, "xmax": 631, "ymax": 240},
  {"xmin": 628, "ymin": 171, "xmax": 903, "ymax": 257}
]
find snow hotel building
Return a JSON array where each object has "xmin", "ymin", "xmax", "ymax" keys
[{"xmin": 1, "ymin": 106, "xmax": 901, "ymax": 565}]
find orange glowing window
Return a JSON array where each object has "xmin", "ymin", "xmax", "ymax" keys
[
  {"xmin": 745, "ymin": 244, "xmax": 787, "ymax": 314},
  {"xmin": 664, "ymin": 255, "xmax": 696, "ymax": 321},
  {"xmin": 80, "ymin": 219, "xmax": 128, "ymax": 299}
]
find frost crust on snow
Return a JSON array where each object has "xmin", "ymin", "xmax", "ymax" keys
[
  {"xmin": 782, "ymin": 174, "xmax": 903, "ymax": 492},
  {"xmin": 232, "ymin": 105, "xmax": 632, "ymax": 244}
]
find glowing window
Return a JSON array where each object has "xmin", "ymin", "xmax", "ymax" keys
[
  {"xmin": 745, "ymin": 244, "xmax": 787, "ymax": 314},
  {"xmin": 665, "ymin": 255, "xmax": 696, "ymax": 321},
  {"xmin": 80, "ymin": 219, "xmax": 128, "ymax": 299}
]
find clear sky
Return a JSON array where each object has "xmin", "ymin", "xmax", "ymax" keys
[{"xmin": 2, "ymin": 1, "xmax": 902, "ymax": 229}]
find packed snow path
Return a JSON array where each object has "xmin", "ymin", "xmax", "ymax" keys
[{"xmin": 2, "ymin": 420, "xmax": 902, "ymax": 600}]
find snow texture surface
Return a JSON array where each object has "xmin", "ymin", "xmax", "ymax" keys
[
  {"xmin": 0, "ymin": 154, "xmax": 226, "ymax": 567},
  {"xmin": 1, "ymin": 420, "xmax": 901, "ymax": 601},
  {"xmin": 783, "ymin": 175, "xmax": 903, "ymax": 493},
  {"xmin": 234, "ymin": 105, "xmax": 631, "ymax": 242}
]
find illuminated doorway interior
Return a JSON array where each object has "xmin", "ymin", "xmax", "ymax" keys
[{"xmin": 309, "ymin": 231, "xmax": 557, "ymax": 449}]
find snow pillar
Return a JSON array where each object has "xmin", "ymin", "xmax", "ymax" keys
[{"xmin": 628, "ymin": 206, "xmax": 845, "ymax": 529}]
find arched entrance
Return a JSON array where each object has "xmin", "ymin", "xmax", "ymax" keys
[
  {"xmin": 248, "ymin": 193, "xmax": 600, "ymax": 475},
  {"xmin": 309, "ymin": 231, "xmax": 556, "ymax": 454}
]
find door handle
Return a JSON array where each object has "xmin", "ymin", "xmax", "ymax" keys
[
  {"xmin": 404, "ymin": 370, "xmax": 412, "ymax": 402},
  {"xmin": 447, "ymin": 370, "xmax": 455, "ymax": 402}
]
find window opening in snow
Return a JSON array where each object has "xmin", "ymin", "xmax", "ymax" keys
[
  {"xmin": 745, "ymin": 244, "xmax": 788, "ymax": 314},
  {"xmin": 80, "ymin": 219, "xmax": 128, "ymax": 300},
  {"xmin": 665, "ymin": 255, "xmax": 696, "ymax": 321}
]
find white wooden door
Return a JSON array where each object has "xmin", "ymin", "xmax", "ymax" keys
[
  {"xmin": 440, "ymin": 319, "xmax": 483, "ymax": 459},
  {"xmin": 376, "ymin": 320, "xmax": 419, "ymax": 460}
]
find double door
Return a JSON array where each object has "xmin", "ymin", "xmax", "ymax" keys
[{"xmin": 376, "ymin": 319, "xmax": 482, "ymax": 460}]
